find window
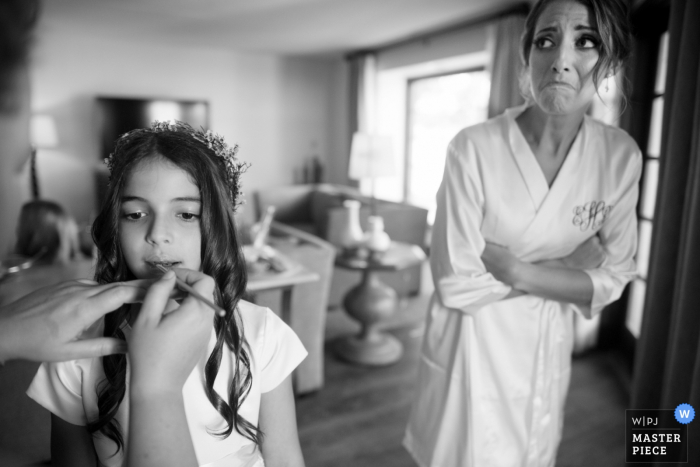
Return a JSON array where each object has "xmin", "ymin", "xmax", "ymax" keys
[
  {"xmin": 405, "ymin": 69, "xmax": 490, "ymax": 222},
  {"xmin": 625, "ymin": 30, "xmax": 669, "ymax": 338},
  {"xmin": 374, "ymin": 51, "xmax": 490, "ymax": 206}
]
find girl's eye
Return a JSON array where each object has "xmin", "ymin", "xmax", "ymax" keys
[
  {"xmin": 534, "ymin": 37, "xmax": 555, "ymax": 49},
  {"xmin": 123, "ymin": 212, "xmax": 146, "ymax": 221},
  {"xmin": 178, "ymin": 212, "xmax": 200, "ymax": 222},
  {"xmin": 576, "ymin": 36, "xmax": 599, "ymax": 49}
]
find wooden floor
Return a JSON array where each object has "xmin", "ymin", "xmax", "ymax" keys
[{"xmin": 296, "ymin": 301, "xmax": 631, "ymax": 467}]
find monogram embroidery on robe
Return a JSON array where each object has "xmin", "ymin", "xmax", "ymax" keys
[{"xmin": 572, "ymin": 201, "xmax": 612, "ymax": 231}]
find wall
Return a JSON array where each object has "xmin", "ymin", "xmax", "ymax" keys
[
  {"xmin": 29, "ymin": 23, "xmax": 347, "ymax": 226},
  {"xmin": 377, "ymin": 23, "xmax": 488, "ymax": 71}
]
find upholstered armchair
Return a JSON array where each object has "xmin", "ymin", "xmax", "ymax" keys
[
  {"xmin": 255, "ymin": 183, "xmax": 429, "ymax": 308},
  {"xmin": 249, "ymin": 221, "xmax": 336, "ymax": 395}
]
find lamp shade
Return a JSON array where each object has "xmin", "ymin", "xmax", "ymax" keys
[
  {"xmin": 348, "ymin": 132, "xmax": 394, "ymax": 180},
  {"xmin": 30, "ymin": 115, "xmax": 58, "ymax": 148}
]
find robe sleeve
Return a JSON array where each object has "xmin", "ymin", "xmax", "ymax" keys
[
  {"xmin": 578, "ymin": 145, "xmax": 642, "ymax": 319},
  {"xmin": 430, "ymin": 137, "xmax": 512, "ymax": 315}
]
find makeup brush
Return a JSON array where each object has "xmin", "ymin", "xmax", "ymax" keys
[{"xmin": 154, "ymin": 264, "xmax": 226, "ymax": 317}]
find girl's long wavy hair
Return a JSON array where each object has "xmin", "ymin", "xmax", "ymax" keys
[{"xmin": 88, "ymin": 126, "xmax": 258, "ymax": 454}]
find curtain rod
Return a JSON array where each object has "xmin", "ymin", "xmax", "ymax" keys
[{"xmin": 346, "ymin": 2, "xmax": 530, "ymax": 60}]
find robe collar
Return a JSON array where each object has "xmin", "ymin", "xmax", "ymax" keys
[{"xmin": 504, "ymin": 105, "xmax": 586, "ymax": 211}]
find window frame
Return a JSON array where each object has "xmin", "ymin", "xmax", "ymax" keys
[{"xmin": 403, "ymin": 65, "xmax": 487, "ymax": 205}]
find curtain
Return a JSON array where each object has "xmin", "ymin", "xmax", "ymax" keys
[
  {"xmin": 346, "ymin": 52, "xmax": 377, "ymax": 189},
  {"xmin": 487, "ymin": 13, "xmax": 526, "ymax": 119},
  {"xmin": 631, "ymin": 1, "xmax": 700, "ymax": 465}
]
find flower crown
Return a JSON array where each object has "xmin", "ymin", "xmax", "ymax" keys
[{"xmin": 104, "ymin": 121, "xmax": 249, "ymax": 210}]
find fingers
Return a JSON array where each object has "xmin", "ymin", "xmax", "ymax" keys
[
  {"xmin": 172, "ymin": 268, "xmax": 215, "ymax": 292},
  {"xmin": 172, "ymin": 268, "xmax": 216, "ymax": 302},
  {"xmin": 56, "ymin": 279, "xmax": 149, "ymax": 300},
  {"xmin": 135, "ymin": 271, "xmax": 178, "ymax": 327},
  {"xmin": 85, "ymin": 279, "xmax": 154, "ymax": 298},
  {"xmin": 87, "ymin": 283, "xmax": 150, "ymax": 321},
  {"xmin": 76, "ymin": 279, "xmax": 98, "ymax": 286},
  {"xmin": 169, "ymin": 268, "xmax": 219, "ymax": 318},
  {"xmin": 56, "ymin": 338, "xmax": 127, "ymax": 361}
]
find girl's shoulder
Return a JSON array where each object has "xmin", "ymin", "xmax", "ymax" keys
[
  {"xmin": 235, "ymin": 300, "xmax": 307, "ymax": 393},
  {"xmin": 236, "ymin": 299, "xmax": 273, "ymax": 326},
  {"xmin": 236, "ymin": 300, "xmax": 293, "ymax": 346}
]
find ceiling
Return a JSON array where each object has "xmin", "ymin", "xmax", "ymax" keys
[{"xmin": 40, "ymin": 0, "xmax": 531, "ymax": 56}]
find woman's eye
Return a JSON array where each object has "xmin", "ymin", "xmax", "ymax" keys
[
  {"xmin": 535, "ymin": 37, "xmax": 555, "ymax": 49},
  {"xmin": 179, "ymin": 212, "xmax": 200, "ymax": 222},
  {"xmin": 576, "ymin": 36, "xmax": 598, "ymax": 49},
  {"xmin": 123, "ymin": 212, "xmax": 146, "ymax": 221}
]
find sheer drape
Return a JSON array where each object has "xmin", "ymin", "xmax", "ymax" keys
[
  {"xmin": 631, "ymin": 1, "xmax": 700, "ymax": 465},
  {"xmin": 346, "ymin": 53, "xmax": 377, "ymax": 187},
  {"xmin": 487, "ymin": 13, "xmax": 526, "ymax": 119}
]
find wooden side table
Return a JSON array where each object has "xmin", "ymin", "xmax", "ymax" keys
[{"xmin": 334, "ymin": 241, "xmax": 426, "ymax": 366}]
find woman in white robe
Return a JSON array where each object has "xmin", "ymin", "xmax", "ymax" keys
[{"xmin": 404, "ymin": 1, "xmax": 640, "ymax": 466}]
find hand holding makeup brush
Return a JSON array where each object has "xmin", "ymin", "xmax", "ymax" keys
[
  {"xmin": 127, "ymin": 268, "xmax": 216, "ymax": 467},
  {"xmin": 128, "ymin": 268, "xmax": 216, "ymax": 395}
]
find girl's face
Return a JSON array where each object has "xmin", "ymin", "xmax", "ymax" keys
[
  {"xmin": 527, "ymin": 0, "xmax": 602, "ymax": 115},
  {"xmin": 119, "ymin": 156, "xmax": 202, "ymax": 280}
]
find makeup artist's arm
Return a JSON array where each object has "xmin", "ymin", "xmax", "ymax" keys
[{"xmin": 127, "ymin": 269, "xmax": 215, "ymax": 467}]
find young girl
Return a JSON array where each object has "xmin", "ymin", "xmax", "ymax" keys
[{"xmin": 27, "ymin": 121, "xmax": 307, "ymax": 467}]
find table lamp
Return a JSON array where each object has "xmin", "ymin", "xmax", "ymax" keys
[
  {"xmin": 29, "ymin": 115, "xmax": 58, "ymax": 199},
  {"xmin": 348, "ymin": 132, "xmax": 394, "ymax": 254}
]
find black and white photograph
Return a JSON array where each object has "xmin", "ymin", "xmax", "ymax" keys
[{"xmin": 0, "ymin": 0, "xmax": 697, "ymax": 466}]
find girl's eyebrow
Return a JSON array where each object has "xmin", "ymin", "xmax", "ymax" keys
[
  {"xmin": 172, "ymin": 197, "xmax": 201, "ymax": 203},
  {"xmin": 121, "ymin": 196, "xmax": 201, "ymax": 203},
  {"xmin": 121, "ymin": 195, "xmax": 145, "ymax": 203}
]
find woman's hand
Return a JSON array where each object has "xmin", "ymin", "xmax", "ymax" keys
[
  {"xmin": 481, "ymin": 242, "xmax": 522, "ymax": 286},
  {"xmin": 126, "ymin": 269, "xmax": 216, "ymax": 467},
  {"xmin": 128, "ymin": 268, "xmax": 215, "ymax": 397},
  {"xmin": 0, "ymin": 279, "xmax": 149, "ymax": 363},
  {"xmin": 562, "ymin": 235, "xmax": 606, "ymax": 270}
]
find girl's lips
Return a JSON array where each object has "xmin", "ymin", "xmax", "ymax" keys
[{"xmin": 147, "ymin": 260, "xmax": 182, "ymax": 270}]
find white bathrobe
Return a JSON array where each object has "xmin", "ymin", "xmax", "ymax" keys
[{"xmin": 404, "ymin": 105, "xmax": 641, "ymax": 467}]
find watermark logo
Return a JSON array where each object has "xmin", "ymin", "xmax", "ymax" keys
[
  {"xmin": 675, "ymin": 404, "xmax": 695, "ymax": 424},
  {"xmin": 626, "ymin": 405, "xmax": 693, "ymax": 463}
]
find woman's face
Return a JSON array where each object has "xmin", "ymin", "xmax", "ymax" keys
[
  {"xmin": 118, "ymin": 156, "xmax": 202, "ymax": 280},
  {"xmin": 527, "ymin": 0, "xmax": 602, "ymax": 115}
]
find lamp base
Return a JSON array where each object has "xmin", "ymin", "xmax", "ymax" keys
[{"xmin": 364, "ymin": 215, "xmax": 390, "ymax": 253}]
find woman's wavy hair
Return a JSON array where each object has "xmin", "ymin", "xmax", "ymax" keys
[
  {"xmin": 519, "ymin": 0, "xmax": 632, "ymax": 105},
  {"xmin": 15, "ymin": 199, "xmax": 79, "ymax": 264},
  {"xmin": 88, "ymin": 125, "xmax": 258, "ymax": 454}
]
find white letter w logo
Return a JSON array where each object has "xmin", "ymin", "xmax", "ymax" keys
[{"xmin": 680, "ymin": 410, "xmax": 691, "ymax": 418}]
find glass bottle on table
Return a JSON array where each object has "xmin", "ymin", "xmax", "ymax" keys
[{"xmin": 252, "ymin": 205, "xmax": 276, "ymax": 249}]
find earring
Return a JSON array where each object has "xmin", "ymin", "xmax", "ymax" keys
[{"xmin": 605, "ymin": 77, "xmax": 609, "ymax": 93}]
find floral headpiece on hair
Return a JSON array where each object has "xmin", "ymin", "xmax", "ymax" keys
[{"xmin": 104, "ymin": 121, "xmax": 249, "ymax": 210}]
